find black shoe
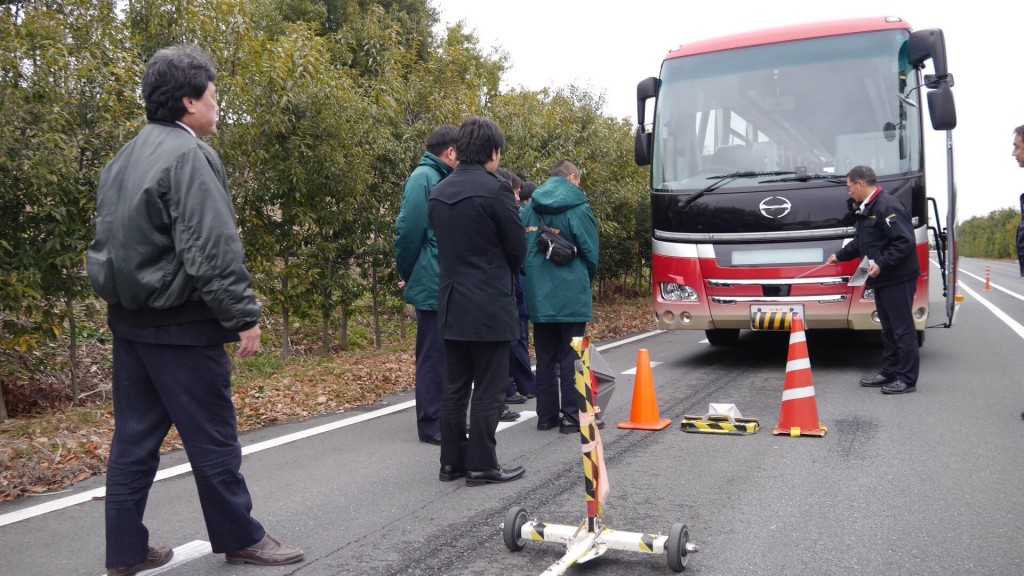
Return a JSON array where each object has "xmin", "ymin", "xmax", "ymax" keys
[
  {"xmin": 439, "ymin": 464, "xmax": 466, "ymax": 482},
  {"xmin": 536, "ymin": 418, "xmax": 559, "ymax": 431},
  {"xmin": 420, "ymin": 433, "xmax": 442, "ymax": 446},
  {"xmin": 860, "ymin": 373, "xmax": 894, "ymax": 387},
  {"xmin": 465, "ymin": 466, "xmax": 525, "ymax": 487},
  {"xmin": 505, "ymin": 393, "xmax": 528, "ymax": 404},
  {"xmin": 558, "ymin": 418, "xmax": 580, "ymax": 434},
  {"xmin": 881, "ymin": 380, "xmax": 916, "ymax": 394},
  {"xmin": 500, "ymin": 408, "xmax": 521, "ymax": 422},
  {"xmin": 595, "ymin": 416, "xmax": 606, "ymax": 430},
  {"xmin": 525, "ymin": 393, "xmax": 536, "ymax": 399}
]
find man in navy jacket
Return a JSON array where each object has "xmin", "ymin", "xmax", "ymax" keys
[{"xmin": 827, "ymin": 165, "xmax": 920, "ymax": 394}]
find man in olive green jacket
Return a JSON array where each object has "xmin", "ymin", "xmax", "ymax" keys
[
  {"xmin": 395, "ymin": 125, "xmax": 457, "ymax": 445},
  {"xmin": 521, "ymin": 160, "xmax": 599, "ymax": 434}
]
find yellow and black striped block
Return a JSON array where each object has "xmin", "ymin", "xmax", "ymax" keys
[
  {"xmin": 680, "ymin": 416, "xmax": 760, "ymax": 435},
  {"xmin": 751, "ymin": 311, "xmax": 793, "ymax": 331}
]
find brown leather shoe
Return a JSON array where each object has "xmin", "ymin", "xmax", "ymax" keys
[
  {"xmin": 226, "ymin": 534, "xmax": 304, "ymax": 566},
  {"xmin": 107, "ymin": 546, "xmax": 173, "ymax": 576}
]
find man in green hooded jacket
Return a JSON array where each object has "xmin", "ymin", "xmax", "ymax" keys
[
  {"xmin": 521, "ymin": 160, "xmax": 599, "ymax": 434},
  {"xmin": 395, "ymin": 125, "xmax": 457, "ymax": 445}
]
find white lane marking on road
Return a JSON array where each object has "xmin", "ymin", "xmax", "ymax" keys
[
  {"xmin": 95, "ymin": 540, "xmax": 212, "ymax": 576},
  {"xmin": 621, "ymin": 362, "xmax": 662, "ymax": 375},
  {"xmin": 1, "ymin": 331, "xmax": 667, "ymax": 527},
  {"xmin": 958, "ymin": 267, "xmax": 1024, "ymax": 303},
  {"xmin": 497, "ymin": 411, "xmax": 536, "ymax": 432},
  {"xmin": 595, "ymin": 330, "xmax": 664, "ymax": 350},
  {"xmin": 0, "ymin": 401, "xmax": 414, "ymax": 527},
  {"xmin": 957, "ymin": 279, "xmax": 1024, "ymax": 340}
]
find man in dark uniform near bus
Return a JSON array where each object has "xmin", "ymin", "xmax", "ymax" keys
[
  {"xmin": 1012, "ymin": 124, "xmax": 1024, "ymax": 278},
  {"xmin": 1011, "ymin": 125, "xmax": 1024, "ymax": 418},
  {"xmin": 827, "ymin": 165, "xmax": 920, "ymax": 394},
  {"xmin": 428, "ymin": 116, "xmax": 526, "ymax": 486}
]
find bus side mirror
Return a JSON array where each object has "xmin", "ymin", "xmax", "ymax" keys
[
  {"xmin": 636, "ymin": 77, "xmax": 659, "ymax": 126},
  {"xmin": 635, "ymin": 77, "xmax": 659, "ymax": 167},
  {"xmin": 927, "ymin": 84, "xmax": 957, "ymax": 130},
  {"xmin": 635, "ymin": 127, "xmax": 652, "ymax": 166}
]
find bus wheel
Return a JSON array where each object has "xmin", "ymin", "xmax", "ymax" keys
[
  {"xmin": 705, "ymin": 329, "xmax": 739, "ymax": 346},
  {"xmin": 917, "ymin": 330, "xmax": 925, "ymax": 347}
]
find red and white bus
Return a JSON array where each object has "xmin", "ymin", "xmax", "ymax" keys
[{"xmin": 634, "ymin": 16, "xmax": 959, "ymax": 345}]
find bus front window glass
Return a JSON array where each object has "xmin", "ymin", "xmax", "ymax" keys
[{"xmin": 653, "ymin": 30, "xmax": 919, "ymax": 190}]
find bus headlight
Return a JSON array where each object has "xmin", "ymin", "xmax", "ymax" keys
[{"xmin": 660, "ymin": 283, "xmax": 699, "ymax": 302}]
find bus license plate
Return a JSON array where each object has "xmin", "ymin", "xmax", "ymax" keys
[{"xmin": 749, "ymin": 305, "xmax": 804, "ymax": 330}]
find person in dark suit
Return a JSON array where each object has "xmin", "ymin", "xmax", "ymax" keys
[
  {"xmin": 87, "ymin": 46, "xmax": 302, "ymax": 575},
  {"xmin": 428, "ymin": 116, "xmax": 527, "ymax": 486},
  {"xmin": 827, "ymin": 165, "xmax": 920, "ymax": 394}
]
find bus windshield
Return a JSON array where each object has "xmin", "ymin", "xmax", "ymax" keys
[{"xmin": 653, "ymin": 30, "xmax": 921, "ymax": 191}]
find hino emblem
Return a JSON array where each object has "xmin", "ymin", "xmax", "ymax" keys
[{"xmin": 759, "ymin": 196, "xmax": 792, "ymax": 219}]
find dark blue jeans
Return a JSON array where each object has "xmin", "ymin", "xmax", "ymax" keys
[{"xmin": 106, "ymin": 336, "xmax": 264, "ymax": 568}]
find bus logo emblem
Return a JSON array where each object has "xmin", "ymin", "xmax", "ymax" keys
[{"xmin": 759, "ymin": 196, "xmax": 792, "ymax": 219}]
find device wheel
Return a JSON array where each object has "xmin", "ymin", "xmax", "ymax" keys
[
  {"xmin": 705, "ymin": 329, "xmax": 739, "ymax": 346},
  {"xmin": 667, "ymin": 522, "xmax": 690, "ymax": 571},
  {"xmin": 503, "ymin": 507, "xmax": 528, "ymax": 551}
]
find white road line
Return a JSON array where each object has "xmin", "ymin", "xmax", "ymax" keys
[
  {"xmin": 0, "ymin": 331, "xmax": 666, "ymax": 528},
  {"xmin": 0, "ymin": 401, "xmax": 415, "ymax": 528},
  {"xmin": 958, "ymin": 267, "xmax": 1024, "ymax": 303},
  {"xmin": 595, "ymin": 330, "xmax": 664, "ymax": 350},
  {"xmin": 958, "ymin": 276, "xmax": 1024, "ymax": 340},
  {"xmin": 95, "ymin": 540, "xmax": 213, "ymax": 576},
  {"xmin": 621, "ymin": 362, "xmax": 662, "ymax": 375},
  {"xmin": 497, "ymin": 411, "xmax": 536, "ymax": 432}
]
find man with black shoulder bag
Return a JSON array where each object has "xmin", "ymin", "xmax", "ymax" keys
[{"xmin": 521, "ymin": 160, "xmax": 600, "ymax": 434}]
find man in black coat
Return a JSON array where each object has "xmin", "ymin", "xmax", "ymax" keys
[
  {"xmin": 827, "ymin": 165, "xmax": 920, "ymax": 394},
  {"xmin": 428, "ymin": 117, "xmax": 527, "ymax": 486}
]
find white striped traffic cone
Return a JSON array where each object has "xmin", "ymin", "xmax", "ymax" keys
[{"xmin": 772, "ymin": 315, "xmax": 827, "ymax": 437}]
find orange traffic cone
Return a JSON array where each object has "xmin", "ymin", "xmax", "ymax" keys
[
  {"xmin": 618, "ymin": 349, "xmax": 671, "ymax": 430},
  {"xmin": 772, "ymin": 316, "xmax": 827, "ymax": 437}
]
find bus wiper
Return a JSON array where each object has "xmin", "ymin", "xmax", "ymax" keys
[
  {"xmin": 679, "ymin": 171, "xmax": 795, "ymax": 210},
  {"xmin": 760, "ymin": 173, "xmax": 846, "ymax": 184}
]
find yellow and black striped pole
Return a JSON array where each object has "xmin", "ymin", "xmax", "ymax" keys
[{"xmin": 572, "ymin": 336, "xmax": 603, "ymax": 530}]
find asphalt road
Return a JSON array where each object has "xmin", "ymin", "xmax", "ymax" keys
[{"xmin": 2, "ymin": 256, "xmax": 1022, "ymax": 576}]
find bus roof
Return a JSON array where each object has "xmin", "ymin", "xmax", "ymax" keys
[{"xmin": 664, "ymin": 17, "xmax": 913, "ymax": 60}]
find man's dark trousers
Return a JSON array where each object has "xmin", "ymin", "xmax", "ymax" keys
[
  {"xmin": 106, "ymin": 328, "xmax": 264, "ymax": 568},
  {"xmin": 533, "ymin": 322, "xmax": 586, "ymax": 425},
  {"xmin": 440, "ymin": 340, "xmax": 509, "ymax": 471},
  {"xmin": 874, "ymin": 278, "xmax": 919, "ymax": 385},
  {"xmin": 414, "ymin": 310, "xmax": 443, "ymax": 440},
  {"xmin": 507, "ymin": 313, "xmax": 535, "ymax": 397}
]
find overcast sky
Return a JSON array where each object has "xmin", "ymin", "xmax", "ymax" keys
[{"xmin": 432, "ymin": 0, "xmax": 1019, "ymax": 221}]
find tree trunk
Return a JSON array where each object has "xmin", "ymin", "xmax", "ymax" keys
[
  {"xmin": 281, "ymin": 270, "xmax": 291, "ymax": 361},
  {"xmin": 372, "ymin": 264, "xmax": 381, "ymax": 349},
  {"xmin": 339, "ymin": 308, "xmax": 349, "ymax": 351},
  {"xmin": 0, "ymin": 381, "xmax": 8, "ymax": 421},
  {"xmin": 321, "ymin": 311, "xmax": 330, "ymax": 355},
  {"xmin": 66, "ymin": 297, "xmax": 79, "ymax": 406}
]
